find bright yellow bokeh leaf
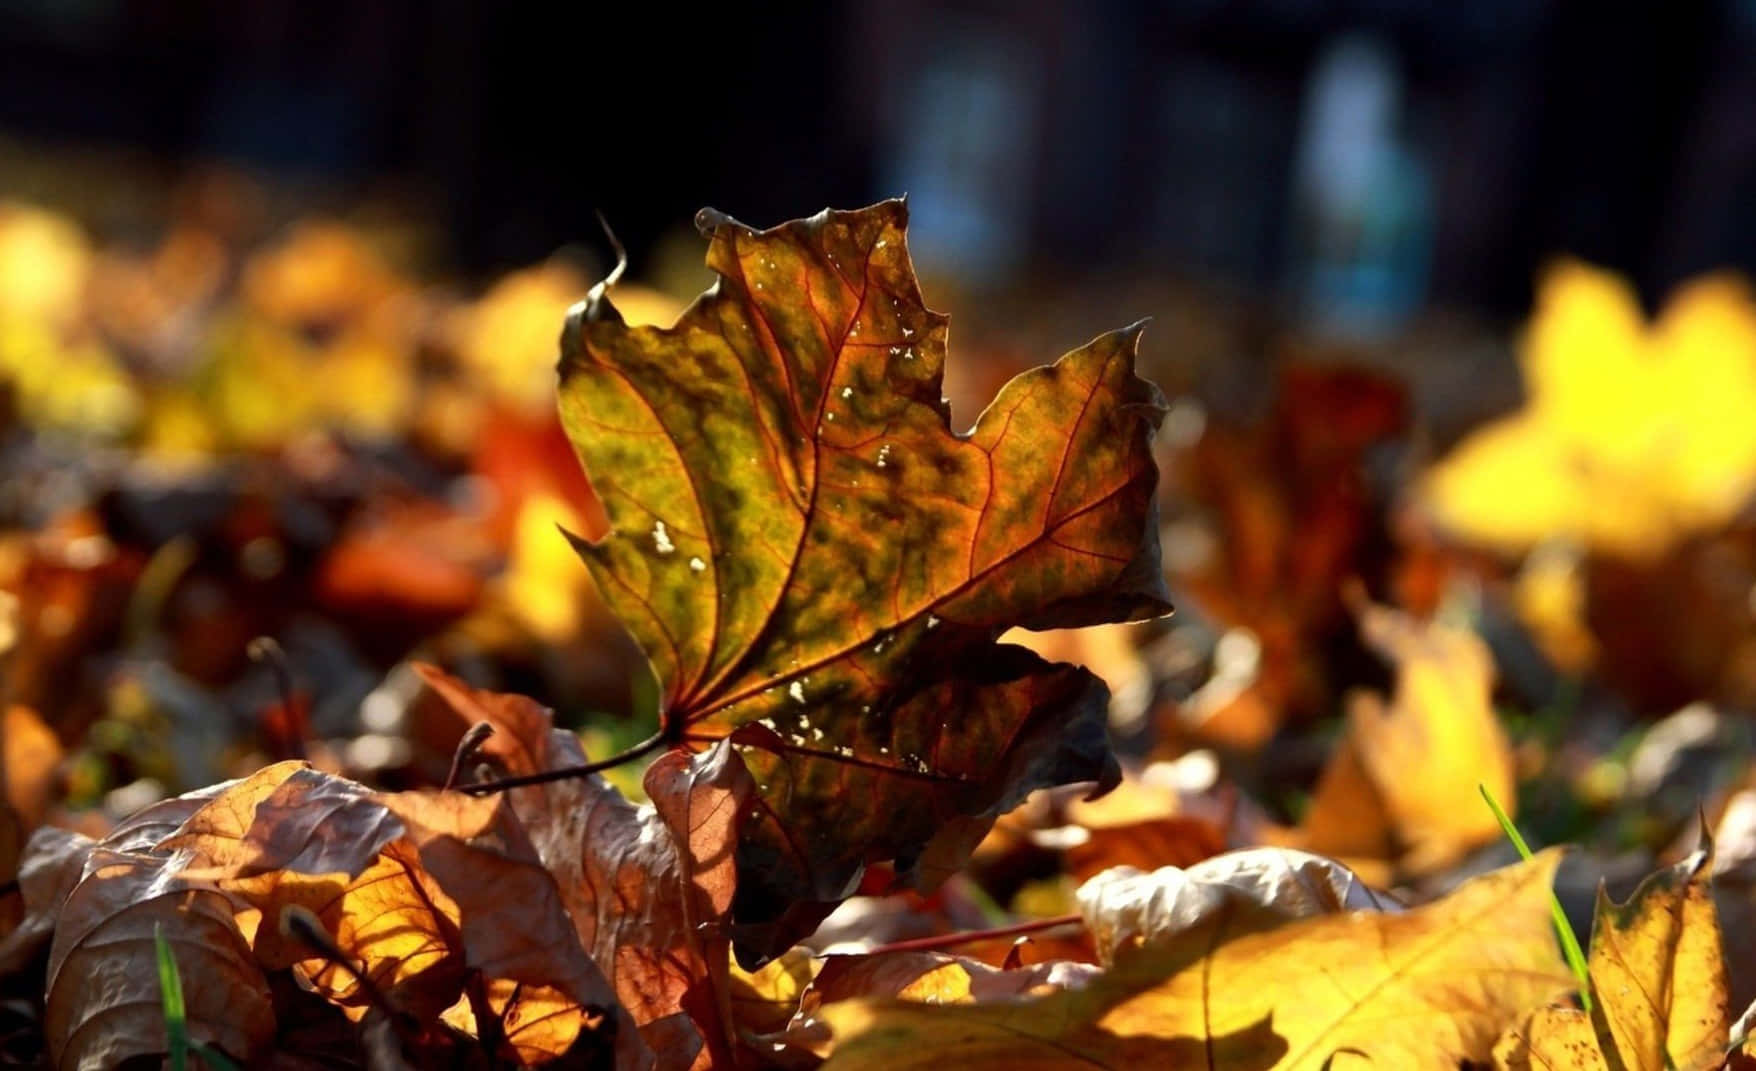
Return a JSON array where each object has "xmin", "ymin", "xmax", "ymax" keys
[{"xmin": 1425, "ymin": 261, "xmax": 1756, "ymax": 557}]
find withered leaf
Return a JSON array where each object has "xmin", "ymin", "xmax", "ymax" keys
[
  {"xmin": 420, "ymin": 665, "xmax": 749, "ymax": 1069},
  {"xmin": 817, "ymin": 850, "xmax": 1572, "ymax": 1069},
  {"xmin": 1495, "ymin": 843, "xmax": 1731, "ymax": 1071},
  {"xmin": 159, "ymin": 759, "xmax": 639, "ymax": 1066},
  {"xmin": 45, "ymin": 845, "xmax": 276, "ymax": 1070},
  {"xmin": 558, "ymin": 199, "xmax": 1169, "ymax": 959}
]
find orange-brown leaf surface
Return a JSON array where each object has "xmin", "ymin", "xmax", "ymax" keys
[
  {"xmin": 817, "ymin": 850, "xmax": 1572, "ymax": 1069},
  {"xmin": 421, "ymin": 666, "xmax": 749, "ymax": 1068},
  {"xmin": 156, "ymin": 759, "xmax": 636, "ymax": 1066},
  {"xmin": 557, "ymin": 200, "xmax": 1170, "ymax": 960}
]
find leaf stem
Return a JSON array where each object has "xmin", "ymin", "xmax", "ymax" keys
[
  {"xmin": 1479, "ymin": 783, "xmax": 1592, "ymax": 1012},
  {"xmin": 863, "ymin": 913, "xmax": 1085, "ymax": 957},
  {"xmin": 458, "ymin": 729, "xmax": 669, "ymax": 795}
]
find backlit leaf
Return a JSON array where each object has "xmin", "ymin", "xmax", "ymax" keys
[
  {"xmin": 1495, "ymin": 844, "xmax": 1732, "ymax": 1071},
  {"xmin": 1425, "ymin": 262, "xmax": 1756, "ymax": 558},
  {"xmin": 557, "ymin": 200, "xmax": 1169, "ymax": 959},
  {"xmin": 419, "ymin": 666, "xmax": 750, "ymax": 1068}
]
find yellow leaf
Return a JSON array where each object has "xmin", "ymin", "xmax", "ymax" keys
[
  {"xmin": 1496, "ymin": 844, "xmax": 1732, "ymax": 1071},
  {"xmin": 729, "ymin": 946, "xmax": 819, "ymax": 1034},
  {"xmin": 0, "ymin": 202, "xmax": 90, "ymax": 324},
  {"xmin": 819, "ymin": 850, "xmax": 1573, "ymax": 1069},
  {"xmin": 499, "ymin": 492, "xmax": 594, "ymax": 642},
  {"xmin": 1296, "ymin": 597, "xmax": 1516, "ymax": 877},
  {"xmin": 1425, "ymin": 261, "xmax": 1756, "ymax": 557}
]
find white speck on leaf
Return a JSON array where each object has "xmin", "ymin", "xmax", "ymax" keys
[{"xmin": 652, "ymin": 522, "xmax": 675, "ymax": 554}]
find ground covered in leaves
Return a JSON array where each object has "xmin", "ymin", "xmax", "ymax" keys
[{"xmin": 5, "ymin": 185, "xmax": 1756, "ymax": 1069}]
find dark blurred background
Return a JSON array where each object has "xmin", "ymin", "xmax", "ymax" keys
[{"xmin": 6, "ymin": 0, "xmax": 1756, "ymax": 325}]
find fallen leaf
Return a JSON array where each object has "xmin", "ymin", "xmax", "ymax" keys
[
  {"xmin": 0, "ymin": 827, "xmax": 91, "ymax": 975},
  {"xmin": 1053, "ymin": 769, "xmax": 1229, "ymax": 882},
  {"xmin": 817, "ymin": 849, "xmax": 1571, "ymax": 1069},
  {"xmin": 419, "ymin": 666, "xmax": 749, "ymax": 1068},
  {"xmin": 1294, "ymin": 596, "xmax": 1516, "ymax": 879},
  {"xmin": 1424, "ymin": 262, "xmax": 1756, "ymax": 558},
  {"xmin": 159, "ymin": 759, "xmax": 638, "ymax": 1065},
  {"xmin": 727, "ymin": 947, "xmax": 819, "ymax": 1035},
  {"xmin": 558, "ymin": 200, "xmax": 1169, "ymax": 960},
  {"xmin": 44, "ymin": 840, "xmax": 277, "ymax": 1069},
  {"xmin": 1495, "ymin": 843, "xmax": 1731, "ymax": 1071}
]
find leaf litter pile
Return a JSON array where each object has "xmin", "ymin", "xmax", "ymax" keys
[{"xmin": 5, "ymin": 193, "xmax": 1756, "ymax": 1069}]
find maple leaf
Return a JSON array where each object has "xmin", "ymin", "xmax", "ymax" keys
[
  {"xmin": 815, "ymin": 850, "xmax": 1573, "ymax": 1069},
  {"xmin": 555, "ymin": 199, "xmax": 1170, "ymax": 961},
  {"xmin": 1495, "ymin": 841, "xmax": 1732, "ymax": 1071},
  {"xmin": 1423, "ymin": 261, "xmax": 1756, "ymax": 558}
]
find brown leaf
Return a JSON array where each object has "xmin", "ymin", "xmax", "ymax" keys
[
  {"xmin": 45, "ymin": 846, "xmax": 276, "ymax": 1069},
  {"xmin": 160, "ymin": 759, "xmax": 638, "ymax": 1065},
  {"xmin": 419, "ymin": 666, "xmax": 749, "ymax": 1068},
  {"xmin": 558, "ymin": 200, "xmax": 1169, "ymax": 959},
  {"xmin": 0, "ymin": 826, "xmax": 91, "ymax": 975}
]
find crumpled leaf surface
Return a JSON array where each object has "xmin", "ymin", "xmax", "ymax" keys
[
  {"xmin": 1495, "ymin": 843, "xmax": 1731, "ymax": 1071},
  {"xmin": 157, "ymin": 758, "xmax": 638, "ymax": 1067},
  {"xmin": 818, "ymin": 849, "xmax": 1572, "ymax": 1069},
  {"xmin": 421, "ymin": 665, "xmax": 749, "ymax": 1068},
  {"xmin": 38, "ymin": 800, "xmax": 279, "ymax": 1071},
  {"xmin": 1292, "ymin": 596, "xmax": 1517, "ymax": 881},
  {"xmin": 558, "ymin": 199, "xmax": 1170, "ymax": 958}
]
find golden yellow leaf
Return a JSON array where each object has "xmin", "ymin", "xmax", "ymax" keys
[
  {"xmin": 1296, "ymin": 597, "xmax": 1515, "ymax": 878},
  {"xmin": 1425, "ymin": 261, "xmax": 1756, "ymax": 557},
  {"xmin": 729, "ymin": 946, "xmax": 819, "ymax": 1034},
  {"xmin": 1496, "ymin": 845, "xmax": 1732, "ymax": 1071},
  {"xmin": 0, "ymin": 202, "xmax": 90, "ymax": 324},
  {"xmin": 819, "ymin": 850, "xmax": 1572, "ymax": 1069}
]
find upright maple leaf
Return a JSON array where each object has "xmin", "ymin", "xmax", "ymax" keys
[{"xmin": 556, "ymin": 200, "xmax": 1169, "ymax": 961}]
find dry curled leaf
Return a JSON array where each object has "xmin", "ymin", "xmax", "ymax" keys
[
  {"xmin": 558, "ymin": 199, "xmax": 1169, "ymax": 961},
  {"xmin": 817, "ymin": 849, "xmax": 1572, "ymax": 1069},
  {"xmin": 44, "ymin": 839, "xmax": 277, "ymax": 1069},
  {"xmin": 158, "ymin": 759, "xmax": 637, "ymax": 1067},
  {"xmin": 420, "ymin": 665, "xmax": 749, "ymax": 1069}
]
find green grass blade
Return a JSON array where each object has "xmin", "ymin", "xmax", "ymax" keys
[
  {"xmin": 1479, "ymin": 783, "xmax": 1592, "ymax": 1012},
  {"xmin": 154, "ymin": 923, "xmax": 189, "ymax": 1071},
  {"xmin": 195, "ymin": 1042, "xmax": 243, "ymax": 1071}
]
